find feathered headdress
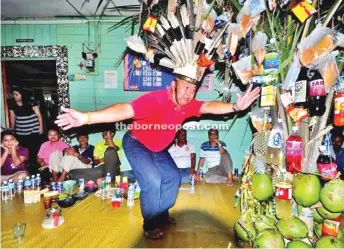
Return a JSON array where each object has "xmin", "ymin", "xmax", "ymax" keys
[{"xmin": 125, "ymin": 0, "xmax": 231, "ymax": 85}]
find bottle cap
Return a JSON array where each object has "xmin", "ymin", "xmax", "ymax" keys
[
  {"xmin": 292, "ymin": 126, "xmax": 298, "ymax": 131},
  {"xmin": 36, "ymin": 174, "xmax": 40, "ymax": 177},
  {"xmin": 3, "ymin": 181, "xmax": 7, "ymax": 184},
  {"xmin": 9, "ymin": 179, "xmax": 13, "ymax": 182},
  {"xmin": 107, "ymin": 173, "xmax": 110, "ymax": 176}
]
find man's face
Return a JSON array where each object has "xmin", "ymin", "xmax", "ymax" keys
[
  {"xmin": 208, "ymin": 131, "xmax": 219, "ymax": 143},
  {"xmin": 77, "ymin": 135, "xmax": 88, "ymax": 146},
  {"xmin": 102, "ymin": 131, "xmax": 115, "ymax": 140},
  {"xmin": 332, "ymin": 136, "xmax": 343, "ymax": 152},
  {"xmin": 48, "ymin": 130, "xmax": 60, "ymax": 142},
  {"xmin": 177, "ymin": 130, "xmax": 187, "ymax": 143},
  {"xmin": 173, "ymin": 79, "xmax": 197, "ymax": 106}
]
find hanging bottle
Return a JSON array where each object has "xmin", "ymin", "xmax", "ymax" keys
[
  {"xmin": 334, "ymin": 90, "xmax": 344, "ymax": 126},
  {"xmin": 265, "ymin": 119, "xmax": 284, "ymax": 165},
  {"xmin": 294, "ymin": 67, "xmax": 308, "ymax": 109},
  {"xmin": 317, "ymin": 146, "xmax": 338, "ymax": 180},
  {"xmin": 307, "ymin": 70, "xmax": 326, "ymax": 116},
  {"xmin": 276, "ymin": 169, "xmax": 293, "ymax": 220},
  {"xmin": 286, "ymin": 126, "xmax": 303, "ymax": 174}
]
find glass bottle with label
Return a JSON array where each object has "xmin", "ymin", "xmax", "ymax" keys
[
  {"xmin": 286, "ymin": 126, "xmax": 303, "ymax": 174},
  {"xmin": 307, "ymin": 70, "xmax": 326, "ymax": 116},
  {"xmin": 275, "ymin": 169, "xmax": 293, "ymax": 220}
]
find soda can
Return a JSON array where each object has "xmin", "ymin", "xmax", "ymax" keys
[
  {"xmin": 57, "ymin": 182, "xmax": 63, "ymax": 193},
  {"xmin": 50, "ymin": 182, "xmax": 57, "ymax": 191},
  {"xmin": 78, "ymin": 178, "xmax": 85, "ymax": 190}
]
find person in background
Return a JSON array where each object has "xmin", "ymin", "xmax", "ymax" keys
[
  {"xmin": 1, "ymin": 130, "xmax": 29, "ymax": 183},
  {"xmin": 67, "ymin": 128, "xmax": 121, "ymax": 182},
  {"xmin": 9, "ymin": 87, "xmax": 44, "ymax": 173},
  {"xmin": 197, "ymin": 129, "xmax": 237, "ymax": 186},
  {"xmin": 331, "ymin": 130, "xmax": 344, "ymax": 179},
  {"xmin": 56, "ymin": 133, "xmax": 95, "ymax": 182},
  {"xmin": 36, "ymin": 127, "xmax": 70, "ymax": 182},
  {"xmin": 168, "ymin": 129, "xmax": 196, "ymax": 184}
]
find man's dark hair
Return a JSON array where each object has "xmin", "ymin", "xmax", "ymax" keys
[
  {"xmin": 208, "ymin": 128, "xmax": 219, "ymax": 136},
  {"xmin": 1, "ymin": 130, "xmax": 16, "ymax": 142},
  {"xmin": 331, "ymin": 129, "xmax": 344, "ymax": 141},
  {"xmin": 77, "ymin": 132, "xmax": 89, "ymax": 139}
]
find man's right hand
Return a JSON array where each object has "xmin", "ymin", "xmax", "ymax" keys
[{"xmin": 55, "ymin": 106, "xmax": 87, "ymax": 130}]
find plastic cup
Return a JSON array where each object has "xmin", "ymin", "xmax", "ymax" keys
[
  {"xmin": 12, "ymin": 223, "xmax": 26, "ymax": 239},
  {"xmin": 43, "ymin": 196, "xmax": 52, "ymax": 209}
]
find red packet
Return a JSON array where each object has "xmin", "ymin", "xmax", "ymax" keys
[{"xmin": 322, "ymin": 217, "xmax": 341, "ymax": 237}]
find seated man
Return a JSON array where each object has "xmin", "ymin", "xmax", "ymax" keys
[
  {"xmin": 1, "ymin": 130, "xmax": 29, "ymax": 183},
  {"xmin": 56, "ymin": 133, "xmax": 95, "ymax": 182},
  {"xmin": 37, "ymin": 128, "xmax": 70, "ymax": 182},
  {"xmin": 67, "ymin": 128, "xmax": 121, "ymax": 182},
  {"xmin": 197, "ymin": 128, "xmax": 236, "ymax": 186},
  {"xmin": 331, "ymin": 130, "xmax": 344, "ymax": 180},
  {"xmin": 168, "ymin": 129, "xmax": 196, "ymax": 184}
]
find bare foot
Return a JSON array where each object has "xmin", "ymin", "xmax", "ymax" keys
[{"xmin": 144, "ymin": 228, "xmax": 163, "ymax": 240}]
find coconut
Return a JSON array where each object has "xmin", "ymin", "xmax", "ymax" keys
[
  {"xmin": 317, "ymin": 206, "xmax": 341, "ymax": 219},
  {"xmin": 255, "ymin": 228, "xmax": 285, "ymax": 248},
  {"xmin": 254, "ymin": 215, "xmax": 276, "ymax": 232},
  {"xmin": 313, "ymin": 208, "xmax": 325, "ymax": 223},
  {"xmin": 320, "ymin": 179, "xmax": 344, "ymax": 213},
  {"xmin": 292, "ymin": 174, "xmax": 321, "ymax": 207},
  {"xmin": 314, "ymin": 223, "xmax": 344, "ymax": 240},
  {"xmin": 277, "ymin": 216, "xmax": 308, "ymax": 240},
  {"xmin": 251, "ymin": 173, "xmax": 274, "ymax": 201},
  {"xmin": 234, "ymin": 219, "xmax": 256, "ymax": 242},
  {"xmin": 315, "ymin": 236, "xmax": 344, "ymax": 248},
  {"xmin": 287, "ymin": 240, "xmax": 312, "ymax": 248}
]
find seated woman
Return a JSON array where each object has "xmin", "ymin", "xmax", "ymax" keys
[
  {"xmin": 1, "ymin": 130, "xmax": 29, "ymax": 183},
  {"xmin": 37, "ymin": 128, "xmax": 69, "ymax": 182}
]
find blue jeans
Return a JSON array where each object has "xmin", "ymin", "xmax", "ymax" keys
[
  {"xmin": 122, "ymin": 132, "xmax": 181, "ymax": 231},
  {"xmin": 179, "ymin": 168, "xmax": 191, "ymax": 184},
  {"xmin": 121, "ymin": 170, "xmax": 136, "ymax": 181}
]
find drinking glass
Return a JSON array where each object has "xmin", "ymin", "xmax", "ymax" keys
[{"xmin": 12, "ymin": 223, "xmax": 26, "ymax": 239}]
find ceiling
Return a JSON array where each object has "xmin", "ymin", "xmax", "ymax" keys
[{"xmin": 1, "ymin": 0, "xmax": 140, "ymax": 19}]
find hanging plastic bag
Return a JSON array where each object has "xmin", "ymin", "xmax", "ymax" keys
[
  {"xmin": 249, "ymin": 107, "xmax": 266, "ymax": 132},
  {"xmin": 252, "ymin": 32, "xmax": 268, "ymax": 65},
  {"xmin": 236, "ymin": 1, "xmax": 259, "ymax": 37},
  {"xmin": 282, "ymin": 54, "xmax": 301, "ymax": 90},
  {"xmin": 125, "ymin": 35, "xmax": 147, "ymax": 54},
  {"xmin": 335, "ymin": 32, "xmax": 344, "ymax": 48},
  {"xmin": 297, "ymin": 26, "xmax": 336, "ymax": 67},
  {"xmin": 249, "ymin": 0, "xmax": 266, "ymax": 17},
  {"xmin": 226, "ymin": 24, "xmax": 240, "ymax": 56},
  {"xmin": 232, "ymin": 55, "xmax": 253, "ymax": 84},
  {"xmin": 315, "ymin": 50, "xmax": 340, "ymax": 93}
]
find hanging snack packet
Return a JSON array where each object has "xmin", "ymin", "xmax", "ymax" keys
[
  {"xmin": 283, "ymin": 54, "xmax": 301, "ymax": 90},
  {"xmin": 232, "ymin": 55, "xmax": 253, "ymax": 84},
  {"xmin": 143, "ymin": 16, "xmax": 158, "ymax": 33},
  {"xmin": 249, "ymin": 107, "xmax": 265, "ymax": 132},
  {"xmin": 315, "ymin": 51, "xmax": 340, "ymax": 93},
  {"xmin": 291, "ymin": 1, "xmax": 316, "ymax": 23},
  {"xmin": 252, "ymin": 32, "xmax": 268, "ymax": 65},
  {"xmin": 297, "ymin": 26, "xmax": 336, "ymax": 67},
  {"xmin": 249, "ymin": 0, "xmax": 266, "ymax": 17},
  {"xmin": 264, "ymin": 51, "xmax": 280, "ymax": 73},
  {"xmin": 226, "ymin": 24, "xmax": 240, "ymax": 56},
  {"xmin": 281, "ymin": 93, "xmax": 309, "ymax": 122}
]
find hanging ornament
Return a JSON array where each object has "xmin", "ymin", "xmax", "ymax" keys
[
  {"xmin": 143, "ymin": 16, "xmax": 158, "ymax": 33},
  {"xmin": 291, "ymin": 0, "xmax": 316, "ymax": 23}
]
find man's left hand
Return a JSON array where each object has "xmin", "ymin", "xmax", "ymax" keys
[{"xmin": 234, "ymin": 84, "xmax": 260, "ymax": 111}]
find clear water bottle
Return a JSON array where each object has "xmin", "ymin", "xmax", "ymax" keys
[
  {"xmin": 1, "ymin": 181, "xmax": 9, "ymax": 202},
  {"xmin": 17, "ymin": 176, "xmax": 24, "ymax": 194},
  {"xmin": 24, "ymin": 176, "xmax": 31, "ymax": 189},
  {"xmin": 127, "ymin": 184, "xmax": 135, "ymax": 208},
  {"xmin": 35, "ymin": 174, "xmax": 41, "ymax": 187},
  {"xmin": 8, "ymin": 179, "xmax": 15, "ymax": 199},
  {"xmin": 105, "ymin": 173, "xmax": 112, "ymax": 188},
  {"xmin": 30, "ymin": 175, "xmax": 36, "ymax": 189}
]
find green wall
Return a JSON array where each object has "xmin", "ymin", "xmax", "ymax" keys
[{"xmin": 1, "ymin": 20, "xmax": 253, "ymax": 172}]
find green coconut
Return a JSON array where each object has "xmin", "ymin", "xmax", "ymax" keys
[
  {"xmin": 255, "ymin": 228, "xmax": 285, "ymax": 248},
  {"xmin": 287, "ymin": 240, "xmax": 312, "ymax": 248},
  {"xmin": 251, "ymin": 173, "xmax": 274, "ymax": 201},
  {"xmin": 320, "ymin": 179, "xmax": 344, "ymax": 213},
  {"xmin": 254, "ymin": 215, "xmax": 276, "ymax": 232},
  {"xmin": 234, "ymin": 219, "xmax": 256, "ymax": 242},
  {"xmin": 292, "ymin": 174, "xmax": 321, "ymax": 207},
  {"xmin": 314, "ymin": 223, "xmax": 344, "ymax": 240},
  {"xmin": 276, "ymin": 216, "xmax": 308, "ymax": 240},
  {"xmin": 317, "ymin": 206, "xmax": 341, "ymax": 219},
  {"xmin": 313, "ymin": 208, "xmax": 325, "ymax": 223},
  {"xmin": 315, "ymin": 236, "xmax": 344, "ymax": 248}
]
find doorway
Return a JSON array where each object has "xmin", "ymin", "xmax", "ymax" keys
[{"xmin": 2, "ymin": 60, "xmax": 58, "ymax": 133}]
